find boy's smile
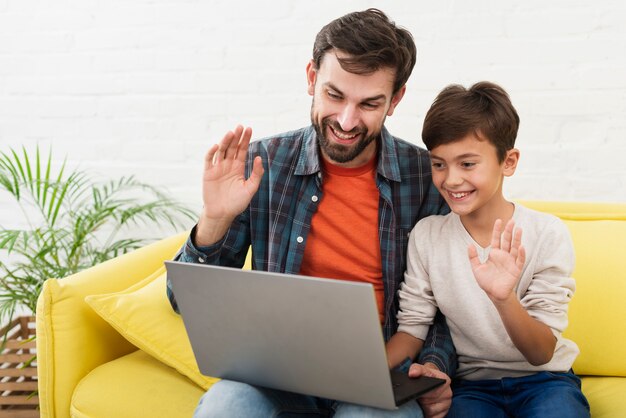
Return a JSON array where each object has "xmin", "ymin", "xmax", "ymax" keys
[
  {"xmin": 448, "ymin": 190, "xmax": 474, "ymax": 200},
  {"xmin": 429, "ymin": 133, "xmax": 519, "ymax": 223}
]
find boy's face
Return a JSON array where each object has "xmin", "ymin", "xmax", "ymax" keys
[
  {"xmin": 306, "ymin": 50, "xmax": 405, "ymax": 167},
  {"xmin": 429, "ymin": 133, "xmax": 519, "ymax": 219}
]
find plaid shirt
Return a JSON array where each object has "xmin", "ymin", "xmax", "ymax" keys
[{"xmin": 168, "ymin": 125, "xmax": 457, "ymax": 376}]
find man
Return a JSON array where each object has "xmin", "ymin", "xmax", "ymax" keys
[{"xmin": 168, "ymin": 9, "xmax": 455, "ymax": 417}]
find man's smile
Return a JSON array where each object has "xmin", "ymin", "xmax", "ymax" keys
[{"xmin": 328, "ymin": 124, "xmax": 362, "ymax": 145}]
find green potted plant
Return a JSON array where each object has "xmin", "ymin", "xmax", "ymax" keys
[
  {"xmin": 0, "ymin": 146, "xmax": 197, "ymax": 414},
  {"xmin": 0, "ymin": 146, "xmax": 196, "ymax": 329}
]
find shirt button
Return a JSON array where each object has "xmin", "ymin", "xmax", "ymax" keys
[
  {"xmin": 311, "ymin": 195, "xmax": 318, "ymax": 202},
  {"xmin": 296, "ymin": 236, "xmax": 304, "ymax": 243},
  {"xmin": 198, "ymin": 257, "xmax": 205, "ymax": 263}
]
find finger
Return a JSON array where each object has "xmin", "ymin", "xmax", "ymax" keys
[
  {"xmin": 410, "ymin": 362, "xmax": 448, "ymax": 379},
  {"xmin": 490, "ymin": 219, "xmax": 503, "ymax": 249},
  {"xmin": 205, "ymin": 144, "xmax": 219, "ymax": 170},
  {"xmin": 510, "ymin": 226, "xmax": 522, "ymax": 259},
  {"xmin": 234, "ymin": 126, "xmax": 253, "ymax": 162},
  {"xmin": 420, "ymin": 387, "xmax": 446, "ymax": 402},
  {"xmin": 215, "ymin": 129, "xmax": 237, "ymax": 163},
  {"xmin": 516, "ymin": 245, "xmax": 526, "ymax": 271},
  {"xmin": 224, "ymin": 125, "xmax": 244, "ymax": 160},
  {"xmin": 467, "ymin": 244, "xmax": 481, "ymax": 270},
  {"xmin": 245, "ymin": 156, "xmax": 265, "ymax": 194},
  {"xmin": 408, "ymin": 363, "xmax": 434, "ymax": 378},
  {"xmin": 408, "ymin": 363, "xmax": 424, "ymax": 378},
  {"xmin": 501, "ymin": 219, "xmax": 515, "ymax": 252}
]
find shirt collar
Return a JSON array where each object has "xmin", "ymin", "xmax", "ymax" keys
[{"xmin": 295, "ymin": 125, "xmax": 401, "ymax": 182}]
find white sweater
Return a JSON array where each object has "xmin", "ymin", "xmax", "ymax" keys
[{"xmin": 397, "ymin": 204, "xmax": 579, "ymax": 380}]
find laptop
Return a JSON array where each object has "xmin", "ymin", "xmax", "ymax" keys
[{"xmin": 165, "ymin": 261, "xmax": 445, "ymax": 410}]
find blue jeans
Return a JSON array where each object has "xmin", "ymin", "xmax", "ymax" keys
[
  {"xmin": 447, "ymin": 370, "xmax": 590, "ymax": 418},
  {"xmin": 193, "ymin": 379, "xmax": 424, "ymax": 418}
]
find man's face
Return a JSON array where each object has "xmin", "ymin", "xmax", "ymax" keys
[{"xmin": 307, "ymin": 51, "xmax": 405, "ymax": 167}]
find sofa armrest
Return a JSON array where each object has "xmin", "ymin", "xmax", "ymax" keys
[{"xmin": 36, "ymin": 232, "xmax": 188, "ymax": 418}]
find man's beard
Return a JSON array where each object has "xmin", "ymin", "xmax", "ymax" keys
[{"xmin": 312, "ymin": 114, "xmax": 379, "ymax": 164}]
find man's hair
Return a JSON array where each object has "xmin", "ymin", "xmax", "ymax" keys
[
  {"xmin": 312, "ymin": 8, "xmax": 417, "ymax": 95},
  {"xmin": 422, "ymin": 81, "xmax": 520, "ymax": 162}
]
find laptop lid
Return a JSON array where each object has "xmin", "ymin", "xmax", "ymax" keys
[{"xmin": 165, "ymin": 261, "xmax": 440, "ymax": 410}]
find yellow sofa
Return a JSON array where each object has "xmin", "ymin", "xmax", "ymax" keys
[{"xmin": 36, "ymin": 201, "xmax": 626, "ymax": 418}]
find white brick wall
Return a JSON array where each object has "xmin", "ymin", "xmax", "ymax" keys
[{"xmin": 1, "ymin": 0, "xmax": 625, "ymax": 233}]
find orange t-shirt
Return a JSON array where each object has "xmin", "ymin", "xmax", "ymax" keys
[{"xmin": 299, "ymin": 155, "xmax": 384, "ymax": 323}]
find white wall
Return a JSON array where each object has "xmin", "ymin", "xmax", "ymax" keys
[{"xmin": 1, "ymin": 0, "xmax": 625, "ymax": 230}]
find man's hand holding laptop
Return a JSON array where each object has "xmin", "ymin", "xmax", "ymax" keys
[{"xmin": 410, "ymin": 363, "xmax": 452, "ymax": 418}]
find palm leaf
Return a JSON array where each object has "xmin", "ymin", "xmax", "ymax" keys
[
  {"xmin": 42, "ymin": 150, "xmax": 52, "ymax": 214},
  {"xmin": 9, "ymin": 148, "xmax": 28, "ymax": 191},
  {"xmin": 22, "ymin": 147, "xmax": 35, "ymax": 198},
  {"xmin": 0, "ymin": 146, "xmax": 196, "ymax": 329},
  {"xmin": 35, "ymin": 148, "xmax": 41, "ymax": 202},
  {"xmin": 0, "ymin": 150, "xmax": 22, "ymax": 198},
  {"xmin": 0, "ymin": 230, "xmax": 27, "ymax": 253}
]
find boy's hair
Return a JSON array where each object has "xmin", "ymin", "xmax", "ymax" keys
[
  {"xmin": 422, "ymin": 81, "xmax": 520, "ymax": 162},
  {"xmin": 312, "ymin": 8, "xmax": 417, "ymax": 95}
]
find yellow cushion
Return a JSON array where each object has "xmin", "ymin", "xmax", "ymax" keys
[
  {"xmin": 72, "ymin": 349, "xmax": 204, "ymax": 418},
  {"xmin": 581, "ymin": 376, "xmax": 626, "ymax": 418},
  {"xmin": 85, "ymin": 268, "xmax": 219, "ymax": 390},
  {"xmin": 562, "ymin": 218, "xmax": 626, "ymax": 377},
  {"xmin": 36, "ymin": 232, "xmax": 188, "ymax": 418}
]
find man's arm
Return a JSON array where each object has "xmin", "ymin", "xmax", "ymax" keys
[
  {"xmin": 409, "ymin": 361, "xmax": 452, "ymax": 418},
  {"xmin": 166, "ymin": 222, "xmax": 249, "ymax": 313},
  {"xmin": 416, "ymin": 310, "xmax": 457, "ymax": 377},
  {"xmin": 195, "ymin": 125, "xmax": 264, "ymax": 246},
  {"xmin": 166, "ymin": 125, "xmax": 263, "ymax": 312}
]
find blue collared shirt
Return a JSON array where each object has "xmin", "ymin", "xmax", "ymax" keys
[{"xmin": 168, "ymin": 125, "xmax": 457, "ymax": 376}]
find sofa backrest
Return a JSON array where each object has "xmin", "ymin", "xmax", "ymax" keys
[{"xmin": 521, "ymin": 201, "xmax": 626, "ymax": 377}]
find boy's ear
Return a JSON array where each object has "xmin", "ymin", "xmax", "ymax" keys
[{"xmin": 503, "ymin": 148, "xmax": 520, "ymax": 176}]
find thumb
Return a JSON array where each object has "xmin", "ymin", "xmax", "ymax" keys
[
  {"xmin": 245, "ymin": 156, "xmax": 264, "ymax": 191},
  {"xmin": 408, "ymin": 363, "xmax": 429, "ymax": 378},
  {"xmin": 467, "ymin": 243, "xmax": 481, "ymax": 271}
]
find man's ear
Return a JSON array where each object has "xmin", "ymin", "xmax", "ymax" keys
[
  {"xmin": 503, "ymin": 148, "xmax": 520, "ymax": 177},
  {"xmin": 306, "ymin": 60, "xmax": 317, "ymax": 96},
  {"xmin": 386, "ymin": 85, "xmax": 406, "ymax": 117}
]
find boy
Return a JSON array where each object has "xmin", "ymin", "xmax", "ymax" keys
[{"xmin": 386, "ymin": 81, "xmax": 590, "ymax": 417}]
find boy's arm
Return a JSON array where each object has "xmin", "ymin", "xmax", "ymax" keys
[
  {"xmin": 469, "ymin": 218, "xmax": 557, "ymax": 366},
  {"xmin": 490, "ymin": 292, "xmax": 556, "ymax": 365},
  {"xmin": 395, "ymin": 221, "xmax": 457, "ymax": 376},
  {"xmin": 388, "ymin": 313, "xmax": 458, "ymax": 376},
  {"xmin": 386, "ymin": 332, "xmax": 424, "ymax": 369}
]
